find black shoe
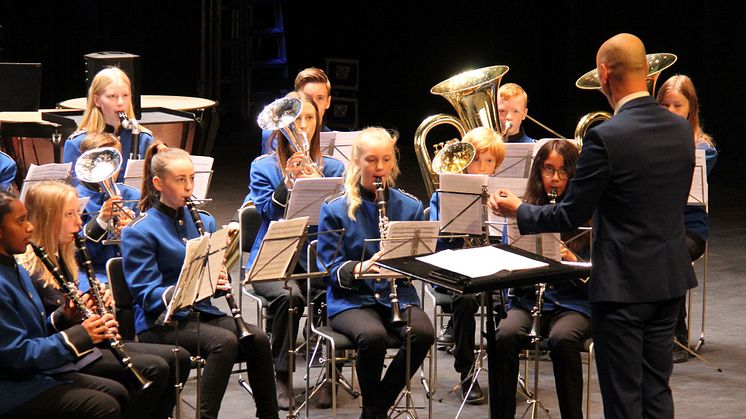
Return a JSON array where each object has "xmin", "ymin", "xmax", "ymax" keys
[
  {"xmin": 275, "ymin": 371, "xmax": 290, "ymax": 410},
  {"xmin": 673, "ymin": 344, "xmax": 691, "ymax": 363},
  {"xmin": 436, "ymin": 319, "xmax": 454, "ymax": 345},
  {"xmin": 460, "ymin": 374, "xmax": 485, "ymax": 404},
  {"xmin": 316, "ymin": 381, "xmax": 333, "ymax": 409}
]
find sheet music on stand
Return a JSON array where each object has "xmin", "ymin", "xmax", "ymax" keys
[
  {"xmin": 416, "ymin": 245, "xmax": 549, "ymax": 279},
  {"xmin": 486, "ymin": 176, "xmax": 528, "ymax": 237},
  {"xmin": 688, "ymin": 148, "xmax": 708, "ymax": 206},
  {"xmin": 190, "ymin": 155, "xmax": 214, "ymax": 201},
  {"xmin": 244, "ymin": 217, "xmax": 309, "ymax": 282},
  {"xmin": 19, "ymin": 163, "xmax": 72, "ymax": 203},
  {"xmin": 438, "ymin": 173, "xmax": 487, "ymax": 235},
  {"xmin": 77, "ymin": 197, "xmax": 90, "ymax": 213},
  {"xmin": 506, "ymin": 222, "xmax": 562, "ymax": 262},
  {"xmin": 319, "ymin": 131, "xmax": 360, "ymax": 168},
  {"xmin": 494, "ymin": 143, "xmax": 534, "ymax": 178},
  {"xmin": 285, "ymin": 177, "xmax": 343, "ymax": 222},
  {"xmin": 160, "ymin": 227, "xmax": 230, "ymax": 324},
  {"xmin": 123, "ymin": 159, "xmax": 145, "ymax": 191},
  {"xmin": 363, "ymin": 221, "xmax": 439, "ymax": 277}
]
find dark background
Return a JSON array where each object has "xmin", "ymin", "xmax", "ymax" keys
[{"xmin": 1, "ymin": 1, "xmax": 743, "ymax": 200}]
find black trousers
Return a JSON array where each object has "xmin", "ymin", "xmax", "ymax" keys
[
  {"xmin": 494, "ymin": 308, "xmax": 591, "ymax": 419},
  {"xmin": 330, "ymin": 304, "xmax": 435, "ymax": 416},
  {"xmin": 82, "ymin": 341, "xmax": 191, "ymax": 419},
  {"xmin": 5, "ymin": 372, "xmax": 128, "ymax": 419},
  {"xmin": 676, "ymin": 232, "xmax": 707, "ymax": 343},
  {"xmin": 433, "ymin": 288, "xmax": 479, "ymax": 374},
  {"xmin": 138, "ymin": 314, "xmax": 278, "ymax": 419},
  {"xmin": 592, "ymin": 298, "xmax": 680, "ymax": 419}
]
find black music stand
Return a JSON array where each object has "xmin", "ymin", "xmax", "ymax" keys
[{"xmin": 377, "ymin": 244, "xmax": 590, "ymax": 419}]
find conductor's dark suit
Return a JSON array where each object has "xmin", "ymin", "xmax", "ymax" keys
[{"xmin": 516, "ymin": 95, "xmax": 697, "ymax": 419}]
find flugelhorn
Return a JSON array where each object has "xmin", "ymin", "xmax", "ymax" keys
[
  {"xmin": 574, "ymin": 53, "xmax": 678, "ymax": 146},
  {"xmin": 415, "ymin": 65, "xmax": 510, "ymax": 198},
  {"xmin": 76, "ymin": 147, "xmax": 122, "ymax": 198},
  {"xmin": 30, "ymin": 240, "xmax": 152, "ymax": 390},
  {"xmin": 257, "ymin": 96, "xmax": 323, "ymax": 181},
  {"xmin": 185, "ymin": 198, "xmax": 253, "ymax": 342}
]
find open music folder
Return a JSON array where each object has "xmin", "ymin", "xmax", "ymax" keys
[
  {"xmin": 506, "ymin": 223, "xmax": 562, "ymax": 262},
  {"xmin": 160, "ymin": 227, "xmax": 230, "ymax": 324},
  {"xmin": 285, "ymin": 177, "xmax": 343, "ymax": 222},
  {"xmin": 244, "ymin": 216, "xmax": 308, "ymax": 282}
]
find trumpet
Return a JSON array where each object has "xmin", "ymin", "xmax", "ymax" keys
[
  {"xmin": 374, "ymin": 176, "xmax": 406, "ymax": 328},
  {"xmin": 257, "ymin": 96, "xmax": 323, "ymax": 182},
  {"xmin": 30, "ymin": 240, "xmax": 152, "ymax": 390},
  {"xmin": 184, "ymin": 198, "xmax": 253, "ymax": 342}
]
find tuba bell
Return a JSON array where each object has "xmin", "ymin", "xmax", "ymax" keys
[
  {"xmin": 414, "ymin": 65, "xmax": 510, "ymax": 198},
  {"xmin": 75, "ymin": 147, "xmax": 123, "ymax": 198},
  {"xmin": 573, "ymin": 53, "xmax": 678, "ymax": 146}
]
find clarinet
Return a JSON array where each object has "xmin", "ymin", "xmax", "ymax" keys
[
  {"xmin": 526, "ymin": 187, "xmax": 557, "ymax": 343},
  {"xmin": 30, "ymin": 241, "xmax": 152, "ymax": 390},
  {"xmin": 118, "ymin": 111, "xmax": 141, "ymax": 160},
  {"xmin": 373, "ymin": 176, "xmax": 406, "ymax": 328},
  {"xmin": 184, "ymin": 198, "xmax": 253, "ymax": 342}
]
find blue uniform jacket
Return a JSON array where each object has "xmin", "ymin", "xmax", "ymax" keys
[
  {"xmin": 505, "ymin": 128, "xmax": 534, "ymax": 144},
  {"xmin": 121, "ymin": 202, "xmax": 225, "ymax": 334},
  {"xmin": 77, "ymin": 182, "xmax": 141, "ymax": 290},
  {"xmin": 244, "ymin": 153, "xmax": 345, "ymax": 270},
  {"xmin": 0, "ymin": 255, "xmax": 97, "ymax": 415},
  {"xmin": 317, "ymin": 187, "xmax": 425, "ymax": 318},
  {"xmin": 64, "ymin": 128, "xmax": 154, "ymax": 186},
  {"xmin": 0, "ymin": 151, "xmax": 16, "ymax": 191}
]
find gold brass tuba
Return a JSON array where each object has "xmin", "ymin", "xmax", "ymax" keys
[
  {"xmin": 414, "ymin": 65, "xmax": 509, "ymax": 198},
  {"xmin": 573, "ymin": 53, "xmax": 678, "ymax": 146}
]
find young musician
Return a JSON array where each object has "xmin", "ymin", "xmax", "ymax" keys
[
  {"xmin": 0, "ymin": 150, "xmax": 16, "ymax": 191},
  {"xmin": 497, "ymin": 83, "xmax": 534, "ymax": 143},
  {"xmin": 19, "ymin": 180, "xmax": 188, "ymax": 419},
  {"xmin": 123, "ymin": 144, "xmax": 278, "ymax": 419},
  {"xmin": 76, "ymin": 132, "xmax": 142, "ymax": 286},
  {"xmin": 494, "ymin": 139, "xmax": 591, "ymax": 419},
  {"xmin": 64, "ymin": 66, "xmax": 154, "ymax": 185},
  {"xmin": 0, "ymin": 190, "xmax": 128, "ymax": 418},
  {"xmin": 428, "ymin": 126, "xmax": 506, "ymax": 403},
  {"xmin": 317, "ymin": 127, "xmax": 435, "ymax": 419},
  {"xmin": 246, "ymin": 91, "xmax": 344, "ymax": 408},
  {"xmin": 657, "ymin": 74, "xmax": 717, "ymax": 363}
]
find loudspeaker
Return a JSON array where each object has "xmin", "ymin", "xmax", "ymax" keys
[{"xmin": 84, "ymin": 52, "xmax": 141, "ymax": 118}]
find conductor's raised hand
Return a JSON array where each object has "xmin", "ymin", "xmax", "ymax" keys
[{"xmin": 488, "ymin": 189, "xmax": 522, "ymax": 218}]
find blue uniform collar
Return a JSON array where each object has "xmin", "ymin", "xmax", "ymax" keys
[
  {"xmin": 360, "ymin": 184, "xmax": 389, "ymax": 202},
  {"xmin": 0, "ymin": 252, "xmax": 16, "ymax": 268},
  {"xmin": 154, "ymin": 201, "xmax": 183, "ymax": 221}
]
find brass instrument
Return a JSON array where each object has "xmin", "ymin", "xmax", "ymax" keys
[
  {"xmin": 185, "ymin": 198, "xmax": 253, "ymax": 342},
  {"xmin": 415, "ymin": 65, "xmax": 510, "ymax": 198},
  {"xmin": 29, "ymin": 241, "xmax": 152, "ymax": 390},
  {"xmin": 374, "ymin": 176, "xmax": 406, "ymax": 328},
  {"xmin": 118, "ymin": 111, "xmax": 141, "ymax": 159},
  {"xmin": 574, "ymin": 53, "xmax": 678, "ymax": 145},
  {"xmin": 257, "ymin": 96, "xmax": 323, "ymax": 181}
]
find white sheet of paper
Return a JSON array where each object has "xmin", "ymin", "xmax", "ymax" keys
[
  {"xmin": 190, "ymin": 155, "xmax": 214, "ymax": 201},
  {"xmin": 416, "ymin": 245, "xmax": 548, "ymax": 278},
  {"xmin": 20, "ymin": 163, "xmax": 72, "ymax": 203},
  {"xmin": 246, "ymin": 216, "xmax": 309, "ymax": 282},
  {"xmin": 485, "ymin": 177, "xmax": 527, "ymax": 237},
  {"xmin": 506, "ymin": 223, "xmax": 562, "ymax": 261},
  {"xmin": 688, "ymin": 148, "xmax": 707, "ymax": 206},
  {"xmin": 123, "ymin": 159, "xmax": 145, "ymax": 191},
  {"xmin": 494, "ymin": 143, "xmax": 534, "ymax": 178},
  {"xmin": 380, "ymin": 221, "xmax": 440, "ymax": 259},
  {"xmin": 77, "ymin": 197, "xmax": 90, "ymax": 213},
  {"xmin": 285, "ymin": 177, "xmax": 343, "ymax": 222},
  {"xmin": 320, "ymin": 131, "xmax": 359, "ymax": 168},
  {"xmin": 438, "ymin": 173, "xmax": 487, "ymax": 235}
]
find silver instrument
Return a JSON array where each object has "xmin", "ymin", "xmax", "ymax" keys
[{"xmin": 374, "ymin": 176, "xmax": 406, "ymax": 328}]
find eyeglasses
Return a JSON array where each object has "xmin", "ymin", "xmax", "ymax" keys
[{"xmin": 541, "ymin": 166, "xmax": 568, "ymax": 179}]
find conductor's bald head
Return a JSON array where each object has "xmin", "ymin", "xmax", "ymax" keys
[{"xmin": 596, "ymin": 33, "xmax": 649, "ymax": 107}]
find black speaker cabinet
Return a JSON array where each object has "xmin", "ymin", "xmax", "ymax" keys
[{"xmin": 84, "ymin": 52, "xmax": 141, "ymax": 118}]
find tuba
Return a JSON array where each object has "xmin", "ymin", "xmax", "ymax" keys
[
  {"xmin": 257, "ymin": 96, "xmax": 323, "ymax": 181},
  {"xmin": 574, "ymin": 53, "xmax": 678, "ymax": 146},
  {"xmin": 415, "ymin": 65, "xmax": 510, "ymax": 198}
]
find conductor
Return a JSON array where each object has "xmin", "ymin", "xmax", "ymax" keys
[{"xmin": 489, "ymin": 33, "xmax": 697, "ymax": 419}]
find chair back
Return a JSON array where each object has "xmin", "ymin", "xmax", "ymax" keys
[{"xmin": 106, "ymin": 257, "xmax": 136, "ymax": 340}]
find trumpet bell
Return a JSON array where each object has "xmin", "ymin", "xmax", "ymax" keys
[
  {"xmin": 75, "ymin": 147, "xmax": 123, "ymax": 197},
  {"xmin": 431, "ymin": 141, "xmax": 476, "ymax": 175}
]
